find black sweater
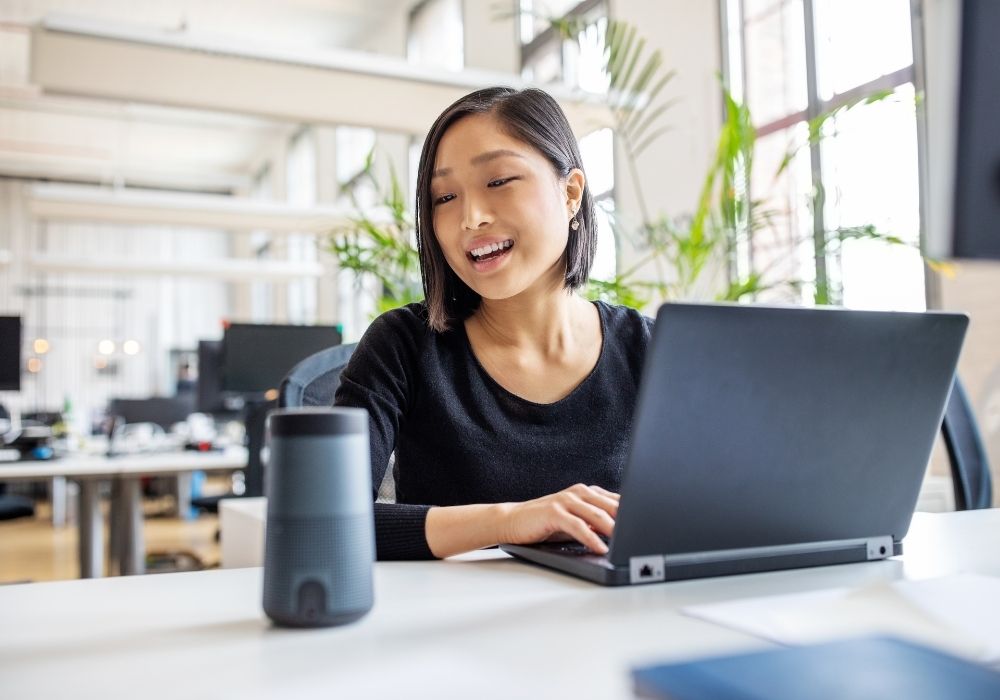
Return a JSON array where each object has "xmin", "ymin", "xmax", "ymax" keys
[{"xmin": 334, "ymin": 300, "xmax": 655, "ymax": 559}]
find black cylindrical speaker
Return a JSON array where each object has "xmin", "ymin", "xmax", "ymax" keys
[{"xmin": 262, "ymin": 407, "xmax": 375, "ymax": 627}]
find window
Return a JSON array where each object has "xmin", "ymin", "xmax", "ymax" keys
[
  {"xmin": 578, "ymin": 127, "xmax": 616, "ymax": 281},
  {"xmin": 725, "ymin": 0, "xmax": 923, "ymax": 310},
  {"xmin": 519, "ymin": 0, "xmax": 608, "ymax": 92},
  {"xmin": 407, "ymin": 0, "xmax": 464, "ymax": 72},
  {"xmin": 285, "ymin": 128, "xmax": 318, "ymax": 324},
  {"xmin": 519, "ymin": 1, "xmax": 617, "ymax": 282},
  {"xmin": 335, "ymin": 126, "xmax": 377, "ymax": 209}
]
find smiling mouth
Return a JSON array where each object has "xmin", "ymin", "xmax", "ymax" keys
[{"xmin": 467, "ymin": 240, "xmax": 514, "ymax": 262}]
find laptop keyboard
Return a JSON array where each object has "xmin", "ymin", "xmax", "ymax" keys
[{"xmin": 537, "ymin": 536, "xmax": 610, "ymax": 556}]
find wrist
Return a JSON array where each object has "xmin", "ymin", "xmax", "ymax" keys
[{"xmin": 490, "ymin": 502, "xmax": 515, "ymax": 545}]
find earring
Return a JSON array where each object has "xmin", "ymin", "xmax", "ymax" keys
[{"xmin": 570, "ymin": 216, "xmax": 580, "ymax": 232}]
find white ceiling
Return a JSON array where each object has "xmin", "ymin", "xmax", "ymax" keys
[
  {"xmin": 0, "ymin": 0, "xmax": 416, "ymax": 192},
  {"xmin": 1, "ymin": 0, "xmax": 415, "ymax": 51}
]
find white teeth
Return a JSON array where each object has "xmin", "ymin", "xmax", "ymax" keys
[{"xmin": 470, "ymin": 240, "xmax": 513, "ymax": 259}]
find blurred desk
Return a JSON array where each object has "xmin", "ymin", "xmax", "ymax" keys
[
  {"xmin": 0, "ymin": 510, "xmax": 996, "ymax": 699},
  {"xmin": 0, "ymin": 447, "xmax": 247, "ymax": 578}
]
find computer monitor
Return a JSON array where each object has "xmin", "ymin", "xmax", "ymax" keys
[
  {"xmin": 221, "ymin": 323, "xmax": 342, "ymax": 395},
  {"xmin": 108, "ymin": 395, "xmax": 197, "ymax": 430},
  {"xmin": 196, "ymin": 340, "xmax": 237, "ymax": 414},
  {"xmin": 21, "ymin": 411, "xmax": 63, "ymax": 427},
  {"xmin": 0, "ymin": 316, "xmax": 21, "ymax": 391},
  {"xmin": 924, "ymin": 0, "xmax": 1000, "ymax": 259}
]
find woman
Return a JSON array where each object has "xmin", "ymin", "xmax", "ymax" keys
[{"xmin": 335, "ymin": 86, "xmax": 654, "ymax": 559}]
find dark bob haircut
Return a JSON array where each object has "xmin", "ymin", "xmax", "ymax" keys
[{"xmin": 414, "ymin": 86, "xmax": 597, "ymax": 332}]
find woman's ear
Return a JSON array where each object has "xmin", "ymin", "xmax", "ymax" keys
[{"xmin": 564, "ymin": 168, "xmax": 586, "ymax": 215}]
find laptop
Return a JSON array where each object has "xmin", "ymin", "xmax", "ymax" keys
[{"xmin": 501, "ymin": 302, "xmax": 969, "ymax": 586}]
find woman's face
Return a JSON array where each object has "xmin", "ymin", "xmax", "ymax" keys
[{"xmin": 429, "ymin": 113, "xmax": 584, "ymax": 302}]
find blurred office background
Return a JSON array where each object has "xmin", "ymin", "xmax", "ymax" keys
[{"xmin": 0, "ymin": 0, "xmax": 997, "ymax": 581}]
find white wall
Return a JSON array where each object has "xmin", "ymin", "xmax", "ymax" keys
[
  {"xmin": 937, "ymin": 261, "xmax": 1000, "ymax": 504},
  {"xmin": 463, "ymin": 0, "xmax": 519, "ymax": 74},
  {"xmin": 0, "ymin": 181, "xmax": 229, "ymax": 429},
  {"xmin": 609, "ymin": 0, "xmax": 724, "ymax": 300}
]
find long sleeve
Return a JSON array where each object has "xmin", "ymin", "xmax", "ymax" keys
[
  {"xmin": 332, "ymin": 300, "xmax": 653, "ymax": 561},
  {"xmin": 334, "ymin": 305, "xmax": 436, "ymax": 560}
]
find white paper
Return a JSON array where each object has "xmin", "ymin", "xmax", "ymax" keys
[{"xmin": 682, "ymin": 573, "xmax": 1000, "ymax": 665}]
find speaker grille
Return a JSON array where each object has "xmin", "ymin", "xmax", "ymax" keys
[{"xmin": 263, "ymin": 514, "xmax": 374, "ymax": 621}]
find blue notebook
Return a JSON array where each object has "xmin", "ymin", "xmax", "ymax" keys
[{"xmin": 631, "ymin": 637, "xmax": 1000, "ymax": 700}]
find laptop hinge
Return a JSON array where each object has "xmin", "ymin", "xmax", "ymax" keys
[
  {"xmin": 627, "ymin": 536, "xmax": 896, "ymax": 582},
  {"xmin": 658, "ymin": 536, "xmax": 897, "ymax": 568},
  {"xmin": 865, "ymin": 535, "xmax": 894, "ymax": 560}
]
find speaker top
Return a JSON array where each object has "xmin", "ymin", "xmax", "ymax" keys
[{"xmin": 268, "ymin": 407, "xmax": 368, "ymax": 437}]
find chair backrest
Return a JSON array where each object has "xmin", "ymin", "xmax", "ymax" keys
[
  {"xmin": 279, "ymin": 343, "xmax": 358, "ymax": 408},
  {"xmin": 942, "ymin": 377, "xmax": 993, "ymax": 510},
  {"xmin": 278, "ymin": 342, "xmax": 396, "ymax": 502},
  {"xmin": 0, "ymin": 493, "xmax": 35, "ymax": 521}
]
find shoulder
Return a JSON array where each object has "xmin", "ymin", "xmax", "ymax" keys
[
  {"xmin": 360, "ymin": 302, "xmax": 432, "ymax": 343},
  {"xmin": 337, "ymin": 303, "xmax": 436, "ymax": 408},
  {"xmin": 594, "ymin": 301, "xmax": 655, "ymax": 342},
  {"xmin": 350, "ymin": 302, "xmax": 433, "ymax": 368},
  {"xmin": 592, "ymin": 301, "xmax": 654, "ymax": 382}
]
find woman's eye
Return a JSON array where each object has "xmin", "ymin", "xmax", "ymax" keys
[
  {"xmin": 487, "ymin": 177, "xmax": 514, "ymax": 188},
  {"xmin": 433, "ymin": 194, "xmax": 455, "ymax": 206}
]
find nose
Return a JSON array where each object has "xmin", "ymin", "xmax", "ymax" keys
[{"xmin": 461, "ymin": 193, "xmax": 493, "ymax": 231}]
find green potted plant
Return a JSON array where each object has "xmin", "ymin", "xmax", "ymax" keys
[{"xmin": 325, "ymin": 16, "xmax": 920, "ymax": 315}]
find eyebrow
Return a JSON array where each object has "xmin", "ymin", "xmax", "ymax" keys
[{"xmin": 432, "ymin": 149, "xmax": 526, "ymax": 179}]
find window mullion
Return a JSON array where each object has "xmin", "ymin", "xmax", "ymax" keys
[
  {"xmin": 909, "ymin": 0, "xmax": 937, "ymax": 309},
  {"xmin": 756, "ymin": 65, "xmax": 914, "ymax": 139},
  {"xmin": 803, "ymin": 0, "xmax": 830, "ymax": 303}
]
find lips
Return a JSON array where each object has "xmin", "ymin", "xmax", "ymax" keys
[
  {"xmin": 467, "ymin": 239, "xmax": 514, "ymax": 262},
  {"xmin": 465, "ymin": 238, "xmax": 514, "ymax": 273}
]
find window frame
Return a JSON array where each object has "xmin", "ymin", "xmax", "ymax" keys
[{"xmin": 720, "ymin": 0, "xmax": 923, "ymax": 306}]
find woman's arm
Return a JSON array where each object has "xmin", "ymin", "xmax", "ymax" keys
[
  {"xmin": 335, "ymin": 308, "xmax": 433, "ymax": 559},
  {"xmin": 425, "ymin": 483, "xmax": 620, "ymax": 558}
]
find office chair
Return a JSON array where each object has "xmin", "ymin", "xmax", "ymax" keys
[
  {"xmin": 0, "ymin": 491, "xmax": 35, "ymax": 521},
  {"xmin": 277, "ymin": 343, "xmax": 394, "ymax": 502},
  {"xmin": 942, "ymin": 377, "xmax": 993, "ymax": 510},
  {"xmin": 278, "ymin": 343, "xmax": 358, "ymax": 409},
  {"xmin": 0, "ymin": 407, "xmax": 36, "ymax": 522}
]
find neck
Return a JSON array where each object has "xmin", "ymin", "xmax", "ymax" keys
[{"xmin": 471, "ymin": 270, "xmax": 590, "ymax": 357}]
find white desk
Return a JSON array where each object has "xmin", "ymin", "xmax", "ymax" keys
[
  {"xmin": 0, "ymin": 447, "xmax": 247, "ymax": 577},
  {"xmin": 0, "ymin": 509, "xmax": 996, "ymax": 699}
]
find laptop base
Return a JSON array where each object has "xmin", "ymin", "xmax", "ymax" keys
[{"xmin": 500, "ymin": 540, "xmax": 903, "ymax": 587}]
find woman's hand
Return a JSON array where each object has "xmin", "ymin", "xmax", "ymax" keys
[
  {"xmin": 424, "ymin": 484, "xmax": 620, "ymax": 558},
  {"xmin": 495, "ymin": 483, "xmax": 620, "ymax": 555}
]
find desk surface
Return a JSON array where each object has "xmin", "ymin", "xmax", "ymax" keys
[
  {"xmin": 0, "ymin": 509, "xmax": 997, "ymax": 699},
  {"xmin": 0, "ymin": 446, "xmax": 247, "ymax": 480}
]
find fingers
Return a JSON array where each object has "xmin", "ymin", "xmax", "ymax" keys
[
  {"xmin": 504, "ymin": 484, "xmax": 621, "ymax": 554},
  {"xmin": 568, "ymin": 483, "xmax": 619, "ymax": 518},
  {"xmin": 559, "ymin": 485, "xmax": 618, "ymax": 554},
  {"xmin": 588, "ymin": 485, "xmax": 621, "ymax": 501},
  {"xmin": 564, "ymin": 499, "xmax": 615, "ymax": 539},
  {"xmin": 557, "ymin": 507, "xmax": 609, "ymax": 555}
]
